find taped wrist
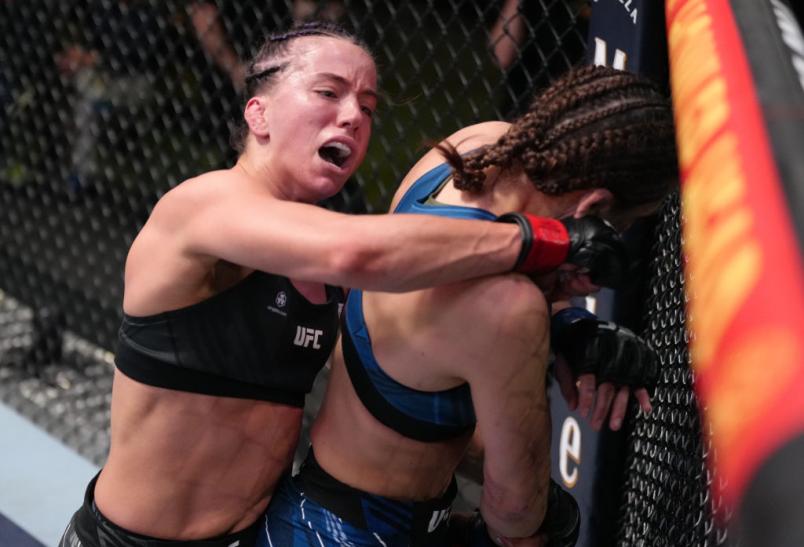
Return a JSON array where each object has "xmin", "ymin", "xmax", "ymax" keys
[{"xmin": 496, "ymin": 212, "xmax": 569, "ymax": 274}]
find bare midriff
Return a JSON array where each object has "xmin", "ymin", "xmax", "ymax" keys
[
  {"xmin": 93, "ymin": 371, "xmax": 303, "ymax": 540},
  {"xmin": 310, "ymin": 350, "xmax": 470, "ymax": 501}
]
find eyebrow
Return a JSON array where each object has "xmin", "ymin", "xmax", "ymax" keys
[{"xmin": 315, "ymin": 72, "xmax": 378, "ymax": 101}]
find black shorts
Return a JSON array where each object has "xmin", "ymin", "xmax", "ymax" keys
[{"xmin": 59, "ymin": 474, "xmax": 260, "ymax": 547}]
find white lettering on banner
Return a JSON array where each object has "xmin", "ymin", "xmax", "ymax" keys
[
  {"xmin": 594, "ymin": 38, "xmax": 628, "ymax": 70},
  {"xmin": 559, "ymin": 416, "xmax": 581, "ymax": 488},
  {"xmin": 592, "ymin": 0, "xmax": 638, "ymax": 24},
  {"xmin": 293, "ymin": 326, "xmax": 323, "ymax": 349},
  {"xmin": 621, "ymin": 0, "xmax": 638, "ymax": 24}
]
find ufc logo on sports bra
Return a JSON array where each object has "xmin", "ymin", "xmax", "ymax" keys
[
  {"xmin": 427, "ymin": 508, "xmax": 451, "ymax": 533},
  {"xmin": 293, "ymin": 326, "xmax": 323, "ymax": 349}
]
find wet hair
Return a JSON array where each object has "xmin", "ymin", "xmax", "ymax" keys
[
  {"xmin": 230, "ymin": 21, "xmax": 374, "ymax": 154},
  {"xmin": 439, "ymin": 65, "xmax": 679, "ymax": 209}
]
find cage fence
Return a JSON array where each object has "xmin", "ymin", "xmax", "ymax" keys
[{"xmin": 0, "ymin": 1, "xmax": 725, "ymax": 545}]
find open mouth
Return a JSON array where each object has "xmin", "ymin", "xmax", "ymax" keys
[{"xmin": 318, "ymin": 142, "xmax": 352, "ymax": 168}]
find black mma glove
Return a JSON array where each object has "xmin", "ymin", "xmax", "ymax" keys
[
  {"xmin": 551, "ymin": 307, "xmax": 659, "ymax": 389},
  {"xmin": 560, "ymin": 216, "xmax": 629, "ymax": 288},
  {"xmin": 495, "ymin": 213, "xmax": 628, "ymax": 288}
]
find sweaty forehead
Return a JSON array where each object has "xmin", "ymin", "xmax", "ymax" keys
[{"xmin": 288, "ymin": 36, "xmax": 376, "ymax": 81}]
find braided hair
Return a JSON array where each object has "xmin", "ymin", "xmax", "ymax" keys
[
  {"xmin": 442, "ymin": 65, "xmax": 678, "ymax": 209},
  {"xmin": 230, "ymin": 21, "xmax": 373, "ymax": 153}
]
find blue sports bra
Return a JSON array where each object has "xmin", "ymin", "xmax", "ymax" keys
[{"xmin": 341, "ymin": 162, "xmax": 495, "ymax": 441}]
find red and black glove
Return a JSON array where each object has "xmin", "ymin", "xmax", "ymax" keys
[{"xmin": 496, "ymin": 213, "xmax": 629, "ymax": 289}]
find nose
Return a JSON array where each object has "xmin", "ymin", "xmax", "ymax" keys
[{"xmin": 338, "ymin": 96, "xmax": 362, "ymax": 132}]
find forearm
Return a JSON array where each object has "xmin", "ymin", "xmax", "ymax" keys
[
  {"xmin": 334, "ymin": 214, "xmax": 522, "ymax": 292},
  {"xmin": 489, "ymin": 0, "xmax": 526, "ymax": 69},
  {"xmin": 189, "ymin": 195, "xmax": 572, "ymax": 292},
  {"xmin": 189, "ymin": 2, "xmax": 244, "ymax": 86},
  {"xmin": 201, "ymin": 208, "xmax": 522, "ymax": 292}
]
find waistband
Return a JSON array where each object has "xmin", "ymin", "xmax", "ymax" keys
[
  {"xmin": 82, "ymin": 473, "xmax": 260, "ymax": 546},
  {"xmin": 296, "ymin": 449, "xmax": 456, "ymax": 542},
  {"xmin": 115, "ymin": 340, "xmax": 306, "ymax": 407}
]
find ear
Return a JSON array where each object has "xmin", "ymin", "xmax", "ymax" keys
[
  {"xmin": 573, "ymin": 188, "xmax": 614, "ymax": 218},
  {"xmin": 244, "ymin": 96, "xmax": 270, "ymax": 139}
]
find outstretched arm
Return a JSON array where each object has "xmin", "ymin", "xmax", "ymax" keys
[{"xmin": 180, "ymin": 190, "xmax": 523, "ymax": 292}]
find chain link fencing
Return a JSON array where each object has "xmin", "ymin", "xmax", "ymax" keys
[
  {"xmin": 616, "ymin": 193, "xmax": 730, "ymax": 546},
  {"xmin": 0, "ymin": 1, "xmax": 727, "ymax": 545}
]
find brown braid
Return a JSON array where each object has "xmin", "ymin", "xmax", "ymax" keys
[
  {"xmin": 230, "ymin": 21, "xmax": 374, "ymax": 153},
  {"xmin": 443, "ymin": 65, "xmax": 678, "ymax": 209}
]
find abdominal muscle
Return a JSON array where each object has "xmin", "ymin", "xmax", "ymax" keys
[{"xmin": 94, "ymin": 370, "xmax": 303, "ymax": 540}]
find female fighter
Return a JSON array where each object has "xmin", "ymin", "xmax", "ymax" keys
[
  {"xmin": 58, "ymin": 22, "xmax": 624, "ymax": 547},
  {"xmin": 262, "ymin": 65, "xmax": 678, "ymax": 546}
]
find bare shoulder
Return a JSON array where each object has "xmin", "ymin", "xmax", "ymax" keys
[
  {"xmin": 127, "ymin": 170, "xmax": 235, "ymax": 262},
  {"xmin": 153, "ymin": 170, "xmax": 229, "ymax": 211},
  {"xmin": 145, "ymin": 169, "xmax": 245, "ymax": 231}
]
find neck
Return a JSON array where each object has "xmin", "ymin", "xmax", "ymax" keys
[
  {"xmin": 436, "ymin": 166, "xmax": 565, "ymax": 218},
  {"xmin": 235, "ymin": 151, "xmax": 296, "ymax": 201}
]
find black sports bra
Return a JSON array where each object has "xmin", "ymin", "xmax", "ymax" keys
[{"xmin": 115, "ymin": 271, "xmax": 343, "ymax": 407}]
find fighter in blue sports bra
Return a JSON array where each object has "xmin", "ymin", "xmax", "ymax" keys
[
  {"xmin": 340, "ymin": 162, "xmax": 489, "ymax": 444},
  {"xmin": 260, "ymin": 162, "xmax": 492, "ymax": 547},
  {"xmin": 260, "ymin": 65, "xmax": 677, "ymax": 547},
  {"xmin": 260, "ymin": 157, "xmax": 581, "ymax": 547}
]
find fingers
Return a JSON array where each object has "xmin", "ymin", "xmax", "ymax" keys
[
  {"xmin": 556, "ymin": 270, "xmax": 600, "ymax": 298},
  {"xmin": 577, "ymin": 385, "xmax": 653, "ymax": 431},
  {"xmin": 575, "ymin": 373, "xmax": 597, "ymax": 418},
  {"xmin": 608, "ymin": 386, "xmax": 630, "ymax": 430},
  {"xmin": 553, "ymin": 356, "xmax": 578, "ymax": 410},
  {"xmin": 590, "ymin": 382, "xmax": 615, "ymax": 430},
  {"xmin": 635, "ymin": 387, "xmax": 653, "ymax": 414}
]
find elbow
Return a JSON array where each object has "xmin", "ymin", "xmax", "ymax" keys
[{"xmin": 327, "ymin": 241, "xmax": 389, "ymax": 290}]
